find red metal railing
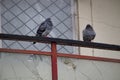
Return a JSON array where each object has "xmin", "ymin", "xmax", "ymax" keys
[{"xmin": 0, "ymin": 33, "xmax": 120, "ymax": 80}]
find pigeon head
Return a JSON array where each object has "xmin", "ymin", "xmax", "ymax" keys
[
  {"xmin": 86, "ymin": 24, "xmax": 93, "ymax": 29},
  {"xmin": 46, "ymin": 18, "xmax": 51, "ymax": 21}
]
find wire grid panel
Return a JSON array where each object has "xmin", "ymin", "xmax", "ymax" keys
[{"xmin": 1, "ymin": 0, "xmax": 74, "ymax": 53}]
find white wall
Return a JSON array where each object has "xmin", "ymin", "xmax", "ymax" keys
[{"xmin": 78, "ymin": 0, "xmax": 120, "ymax": 59}]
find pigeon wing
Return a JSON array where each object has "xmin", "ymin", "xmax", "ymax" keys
[
  {"xmin": 42, "ymin": 19, "xmax": 53, "ymax": 36},
  {"xmin": 83, "ymin": 30, "xmax": 91, "ymax": 41}
]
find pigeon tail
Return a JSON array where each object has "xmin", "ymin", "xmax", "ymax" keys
[{"xmin": 33, "ymin": 42, "xmax": 36, "ymax": 44}]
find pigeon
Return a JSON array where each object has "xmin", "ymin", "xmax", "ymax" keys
[
  {"xmin": 83, "ymin": 24, "xmax": 96, "ymax": 42},
  {"xmin": 33, "ymin": 18, "xmax": 53, "ymax": 44}
]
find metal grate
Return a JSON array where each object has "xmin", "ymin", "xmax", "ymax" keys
[{"xmin": 1, "ymin": 0, "xmax": 74, "ymax": 53}]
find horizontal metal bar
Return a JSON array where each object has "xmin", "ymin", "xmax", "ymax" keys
[
  {"xmin": 0, "ymin": 48, "xmax": 52, "ymax": 56},
  {"xmin": 0, "ymin": 33, "xmax": 120, "ymax": 51},
  {"xmin": 0, "ymin": 48, "xmax": 120, "ymax": 63},
  {"xmin": 57, "ymin": 53, "xmax": 120, "ymax": 63}
]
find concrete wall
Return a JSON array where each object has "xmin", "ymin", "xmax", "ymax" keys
[{"xmin": 78, "ymin": 0, "xmax": 120, "ymax": 59}]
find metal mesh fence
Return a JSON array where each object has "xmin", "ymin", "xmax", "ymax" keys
[{"xmin": 1, "ymin": 0, "xmax": 74, "ymax": 53}]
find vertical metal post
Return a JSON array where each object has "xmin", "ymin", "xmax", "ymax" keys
[{"xmin": 51, "ymin": 42, "xmax": 58, "ymax": 80}]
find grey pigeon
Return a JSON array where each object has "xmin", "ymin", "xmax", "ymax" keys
[
  {"xmin": 83, "ymin": 24, "xmax": 96, "ymax": 42},
  {"xmin": 33, "ymin": 18, "xmax": 53, "ymax": 44}
]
